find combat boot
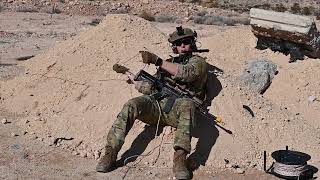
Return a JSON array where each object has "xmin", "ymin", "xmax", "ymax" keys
[
  {"xmin": 96, "ymin": 146, "xmax": 117, "ymax": 173},
  {"xmin": 173, "ymin": 149, "xmax": 190, "ymax": 180}
]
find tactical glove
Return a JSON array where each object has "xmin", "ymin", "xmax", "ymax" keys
[
  {"xmin": 139, "ymin": 51, "xmax": 163, "ymax": 66},
  {"xmin": 113, "ymin": 63, "xmax": 129, "ymax": 74},
  {"xmin": 134, "ymin": 81, "xmax": 153, "ymax": 95}
]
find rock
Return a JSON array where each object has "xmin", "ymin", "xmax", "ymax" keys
[
  {"xmin": 236, "ymin": 168, "xmax": 245, "ymax": 174},
  {"xmin": 226, "ymin": 163, "xmax": 232, "ymax": 168},
  {"xmin": 94, "ymin": 150, "xmax": 101, "ymax": 160},
  {"xmin": 79, "ymin": 151, "xmax": 87, "ymax": 158},
  {"xmin": 10, "ymin": 144, "xmax": 20, "ymax": 150},
  {"xmin": 224, "ymin": 158, "xmax": 230, "ymax": 164},
  {"xmin": 1, "ymin": 118, "xmax": 9, "ymax": 124},
  {"xmin": 231, "ymin": 164, "xmax": 240, "ymax": 169},
  {"xmin": 245, "ymin": 161, "xmax": 251, "ymax": 166},
  {"xmin": 240, "ymin": 59, "xmax": 277, "ymax": 94},
  {"xmin": 250, "ymin": 162, "xmax": 257, "ymax": 168},
  {"xmin": 86, "ymin": 152, "xmax": 94, "ymax": 158},
  {"xmin": 11, "ymin": 132, "xmax": 18, "ymax": 137},
  {"xmin": 72, "ymin": 151, "xmax": 80, "ymax": 156},
  {"xmin": 32, "ymin": 136, "xmax": 38, "ymax": 140},
  {"xmin": 47, "ymin": 138, "xmax": 56, "ymax": 146},
  {"xmin": 308, "ymin": 95, "xmax": 317, "ymax": 102},
  {"xmin": 141, "ymin": 0, "xmax": 149, "ymax": 4}
]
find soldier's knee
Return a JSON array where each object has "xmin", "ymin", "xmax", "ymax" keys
[
  {"xmin": 123, "ymin": 98, "xmax": 140, "ymax": 109},
  {"xmin": 176, "ymin": 98, "xmax": 195, "ymax": 111},
  {"xmin": 122, "ymin": 98, "xmax": 144, "ymax": 118}
]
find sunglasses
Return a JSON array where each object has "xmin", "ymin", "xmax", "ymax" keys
[{"xmin": 173, "ymin": 38, "xmax": 193, "ymax": 46}]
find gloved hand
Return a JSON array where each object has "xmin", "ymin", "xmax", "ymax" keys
[
  {"xmin": 134, "ymin": 81, "xmax": 153, "ymax": 95},
  {"xmin": 113, "ymin": 63, "xmax": 129, "ymax": 74},
  {"xmin": 139, "ymin": 51, "xmax": 163, "ymax": 66}
]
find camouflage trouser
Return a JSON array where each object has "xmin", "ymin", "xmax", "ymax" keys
[{"xmin": 106, "ymin": 95, "xmax": 195, "ymax": 153}]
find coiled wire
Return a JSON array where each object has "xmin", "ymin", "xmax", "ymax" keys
[
  {"xmin": 273, "ymin": 162, "xmax": 308, "ymax": 179},
  {"xmin": 123, "ymin": 100, "xmax": 165, "ymax": 167}
]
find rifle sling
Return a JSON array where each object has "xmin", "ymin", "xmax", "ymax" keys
[
  {"xmin": 151, "ymin": 92, "xmax": 176, "ymax": 114},
  {"xmin": 163, "ymin": 96, "xmax": 176, "ymax": 114}
]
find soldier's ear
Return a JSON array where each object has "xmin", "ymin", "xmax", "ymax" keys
[
  {"xmin": 172, "ymin": 46, "xmax": 178, "ymax": 54},
  {"xmin": 191, "ymin": 41, "xmax": 197, "ymax": 51}
]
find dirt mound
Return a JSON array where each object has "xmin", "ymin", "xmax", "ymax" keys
[
  {"xmin": 0, "ymin": 14, "xmax": 319, "ymax": 173},
  {"xmin": 198, "ymin": 26, "xmax": 320, "ymax": 170},
  {"xmin": 0, "ymin": 14, "xmax": 172, "ymax": 160}
]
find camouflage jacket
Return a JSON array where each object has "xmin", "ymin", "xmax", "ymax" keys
[{"xmin": 136, "ymin": 53, "xmax": 208, "ymax": 100}]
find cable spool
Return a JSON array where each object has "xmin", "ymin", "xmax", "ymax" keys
[
  {"xmin": 271, "ymin": 150, "xmax": 313, "ymax": 179},
  {"xmin": 264, "ymin": 148, "xmax": 316, "ymax": 180},
  {"xmin": 272, "ymin": 162, "xmax": 306, "ymax": 178}
]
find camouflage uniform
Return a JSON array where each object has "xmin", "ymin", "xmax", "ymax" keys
[{"xmin": 106, "ymin": 54, "xmax": 207, "ymax": 153}]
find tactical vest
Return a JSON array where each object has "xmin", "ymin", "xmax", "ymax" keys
[{"xmin": 156, "ymin": 53, "xmax": 208, "ymax": 101}]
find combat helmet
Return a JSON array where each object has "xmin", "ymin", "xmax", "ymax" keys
[{"xmin": 168, "ymin": 26, "xmax": 197, "ymax": 44}]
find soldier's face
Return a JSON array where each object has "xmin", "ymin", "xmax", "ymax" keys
[
  {"xmin": 174, "ymin": 38, "xmax": 193, "ymax": 54},
  {"xmin": 177, "ymin": 43, "xmax": 191, "ymax": 54}
]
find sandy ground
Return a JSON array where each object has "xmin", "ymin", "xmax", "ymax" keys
[
  {"xmin": 0, "ymin": 116, "xmax": 277, "ymax": 180},
  {"xmin": 1, "ymin": 11, "xmax": 319, "ymax": 180}
]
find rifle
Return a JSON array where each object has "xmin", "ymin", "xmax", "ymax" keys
[{"xmin": 113, "ymin": 64, "xmax": 232, "ymax": 134}]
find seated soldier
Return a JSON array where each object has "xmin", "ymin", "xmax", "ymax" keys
[{"xmin": 96, "ymin": 26, "xmax": 208, "ymax": 180}]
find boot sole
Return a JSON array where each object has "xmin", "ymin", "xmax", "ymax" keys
[
  {"xmin": 96, "ymin": 163, "xmax": 116, "ymax": 173},
  {"xmin": 175, "ymin": 172, "xmax": 191, "ymax": 180}
]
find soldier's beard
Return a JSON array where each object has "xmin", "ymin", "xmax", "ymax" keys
[{"xmin": 179, "ymin": 50, "xmax": 192, "ymax": 54}]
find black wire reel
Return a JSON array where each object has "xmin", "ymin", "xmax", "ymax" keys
[{"xmin": 263, "ymin": 146, "xmax": 317, "ymax": 180}]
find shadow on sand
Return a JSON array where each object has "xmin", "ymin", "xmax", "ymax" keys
[
  {"xmin": 187, "ymin": 63, "xmax": 223, "ymax": 171},
  {"xmin": 117, "ymin": 125, "xmax": 164, "ymax": 167}
]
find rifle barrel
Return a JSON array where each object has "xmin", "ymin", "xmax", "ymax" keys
[{"xmin": 194, "ymin": 49, "xmax": 209, "ymax": 53}]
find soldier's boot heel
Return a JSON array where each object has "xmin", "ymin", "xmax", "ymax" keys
[
  {"xmin": 173, "ymin": 149, "xmax": 191, "ymax": 180},
  {"xmin": 96, "ymin": 146, "xmax": 117, "ymax": 173}
]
